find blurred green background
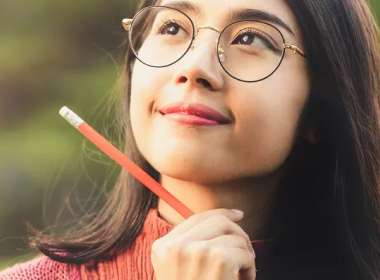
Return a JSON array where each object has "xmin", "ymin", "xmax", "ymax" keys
[{"xmin": 0, "ymin": 0, "xmax": 379, "ymax": 270}]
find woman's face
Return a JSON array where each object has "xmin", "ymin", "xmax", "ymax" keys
[{"xmin": 130, "ymin": 0, "xmax": 310, "ymax": 183}]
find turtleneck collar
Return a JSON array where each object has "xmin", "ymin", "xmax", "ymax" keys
[
  {"xmin": 141, "ymin": 207, "xmax": 175, "ymax": 237},
  {"xmin": 82, "ymin": 208, "xmax": 174, "ymax": 280}
]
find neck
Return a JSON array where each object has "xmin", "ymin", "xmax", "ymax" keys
[{"xmin": 157, "ymin": 173, "xmax": 281, "ymax": 240}]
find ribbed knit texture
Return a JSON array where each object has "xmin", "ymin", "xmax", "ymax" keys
[{"xmin": 0, "ymin": 208, "xmax": 174, "ymax": 280}]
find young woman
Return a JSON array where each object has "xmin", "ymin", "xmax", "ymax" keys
[{"xmin": 2, "ymin": 0, "xmax": 380, "ymax": 279}]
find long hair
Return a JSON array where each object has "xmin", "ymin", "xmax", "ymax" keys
[{"xmin": 31, "ymin": 0, "xmax": 380, "ymax": 279}]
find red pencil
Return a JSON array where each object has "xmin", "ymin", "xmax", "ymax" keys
[{"xmin": 59, "ymin": 106, "xmax": 194, "ymax": 219}]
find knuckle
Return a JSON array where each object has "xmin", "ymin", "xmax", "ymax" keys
[
  {"xmin": 235, "ymin": 235, "xmax": 248, "ymax": 248},
  {"xmin": 151, "ymin": 239, "xmax": 163, "ymax": 254},
  {"xmin": 152, "ymin": 237, "xmax": 189, "ymax": 258},
  {"xmin": 209, "ymin": 247, "xmax": 229, "ymax": 266},
  {"xmin": 245, "ymin": 249, "xmax": 255, "ymax": 261},
  {"xmin": 151, "ymin": 239, "xmax": 168, "ymax": 260},
  {"xmin": 194, "ymin": 241, "xmax": 210, "ymax": 255},
  {"xmin": 249, "ymin": 252, "xmax": 256, "ymax": 264},
  {"xmin": 243, "ymin": 232, "xmax": 250, "ymax": 242},
  {"xmin": 165, "ymin": 238, "xmax": 189, "ymax": 263},
  {"xmin": 221, "ymin": 223, "xmax": 234, "ymax": 235},
  {"xmin": 211, "ymin": 215, "xmax": 233, "ymax": 232},
  {"xmin": 190, "ymin": 242, "xmax": 209, "ymax": 262},
  {"xmin": 167, "ymin": 237, "xmax": 187, "ymax": 253}
]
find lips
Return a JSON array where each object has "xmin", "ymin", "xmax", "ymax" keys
[{"xmin": 159, "ymin": 102, "xmax": 232, "ymax": 125}]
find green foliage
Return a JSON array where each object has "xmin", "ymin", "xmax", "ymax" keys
[{"xmin": 0, "ymin": 0, "xmax": 134, "ymax": 269}]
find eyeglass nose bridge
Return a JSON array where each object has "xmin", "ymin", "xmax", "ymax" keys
[
  {"xmin": 191, "ymin": 25, "xmax": 226, "ymax": 62},
  {"xmin": 195, "ymin": 25, "xmax": 221, "ymax": 37}
]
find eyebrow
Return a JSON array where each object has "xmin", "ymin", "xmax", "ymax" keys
[
  {"xmin": 163, "ymin": 1, "xmax": 295, "ymax": 37},
  {"xmin": 164, "ymin": 1, "xmax": 204, "ymax": 17}
]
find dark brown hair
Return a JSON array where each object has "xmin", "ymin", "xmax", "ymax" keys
[{"xmin": 31, "ymin": 0, "xmax": 380, "ymax": 279}]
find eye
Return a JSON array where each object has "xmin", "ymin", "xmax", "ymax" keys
[
  {"xmin": 158, "ymin": 20, "xmax": 188, "ymax": 37},
  {"xmin": 160, "ymin": 22, "xmax": 180, "ymax": 35},
  {"xmin": 231, "ymin": 28, "xmax": 280, "ymax": 53},
  {"xmin": 233, "ymin": 33, "xmax": 258, "ymax": 45}
]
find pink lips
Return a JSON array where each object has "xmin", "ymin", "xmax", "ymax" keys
[{"xmin": 159, "ymin": 102, "xmax": 232, "ymax": 125}]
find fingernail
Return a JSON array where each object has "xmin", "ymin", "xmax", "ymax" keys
[{"xmin": 231, "ymin": 209, "xmax": 244, "ymax": 215}]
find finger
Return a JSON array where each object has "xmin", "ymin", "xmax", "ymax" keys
[
  {"xmin": 203, "ymin": 235, "xmax": 249, "ymax": 250},
  {"xmin": 167, "ymin": 208, "xmax": 244, "ymax": 237},
  {"xmin": 208, "ymin": 247, "xmax": 256, "ymax": 278},
  {"xmin": 239, "ymin": 266, "xmax": 257, "ymax": 280},
  {"xmin": 181, "ymin": 215, "xmax": 254, "ymax": 255}
]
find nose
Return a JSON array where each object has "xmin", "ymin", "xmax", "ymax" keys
[{"xmin": 172, "ymin": 34, "xmax": 224, "ymax": 91}]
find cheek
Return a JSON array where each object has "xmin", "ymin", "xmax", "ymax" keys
[
  {"xmin": 130, "ymin": 62, "xmax": 160, "ymax": 153},
  {"xmin": 230, "ymin": 70, "xmax": 309, "ymax": 174},
  {"xmin": 130, "ymin": 61, "xmax": 179, "ymax": 164},
  {"xmin": 130, "ymin": 59, "xmax": 174, "ymax": 113}
]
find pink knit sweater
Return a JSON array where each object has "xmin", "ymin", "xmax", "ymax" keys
[{"xmin": 0, "ymin": 208, "xmax": 174, "ymax": 280}]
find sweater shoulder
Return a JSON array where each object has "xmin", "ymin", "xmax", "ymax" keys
[{"xmin": 0, "ymin": 255, "xmax": 81, "ymax": 280}]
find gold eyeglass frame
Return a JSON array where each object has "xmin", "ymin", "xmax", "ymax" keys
[{"xmin": 122, "ymin": 6, "xmax": 307, "ymax": 83}]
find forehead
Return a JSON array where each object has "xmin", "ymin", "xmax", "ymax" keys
[{"xmin": 159, "ymin": 0, "xmax": 300, "ymax": 39}]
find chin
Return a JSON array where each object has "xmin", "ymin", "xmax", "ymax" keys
[
  {"xmin": 147, "ymin": 154, "xmax": 236, "ymax": 184},
  {"xmin": 137, "ymin": 136, "xmax": 292, "ymax": 183}
]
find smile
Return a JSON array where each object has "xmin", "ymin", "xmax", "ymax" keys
[{"xmin": 159, "ymin": 102, "xmax": 232, "ymax": 126}]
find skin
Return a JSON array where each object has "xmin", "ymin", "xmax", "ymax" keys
[{"xmin": 130, "ymin": 0, "xmax": 310, "ymax": 278}]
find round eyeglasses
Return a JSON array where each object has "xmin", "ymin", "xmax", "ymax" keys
[{"xmin": 122, "ymin": 6, "xmax": 307, "ymax": 83}]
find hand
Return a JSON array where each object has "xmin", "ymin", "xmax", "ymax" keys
[{"xmin": 151, "ymin": 208, "xmax": 256, "ymax": 280}]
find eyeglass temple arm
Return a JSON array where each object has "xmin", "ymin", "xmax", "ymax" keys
[
  {"xmin": 122, "ymin": 19, "xmax": 133, "ymax": 31},
  {"xmin": 283, "ymin": 44, "xmax": 306, "ymax": 58}
]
